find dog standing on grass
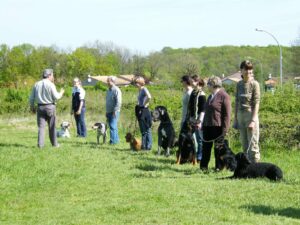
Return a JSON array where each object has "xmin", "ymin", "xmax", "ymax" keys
[{"xmin": 92, "ymin": 122, "xmax": 107, "ymax": 144}]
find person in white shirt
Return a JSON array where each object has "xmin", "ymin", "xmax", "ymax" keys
[
  {"xmin": 71, "ymin": 77, "xmax": 87, "ymax": 137},
  {"xmin": 29, "ymin": 69, "xmax": 64, "ymax": 148}
]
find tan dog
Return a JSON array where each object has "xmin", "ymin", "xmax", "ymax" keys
[{"xmin": 125, "ymin": 133, "xmax": 142, "ymax": 151}]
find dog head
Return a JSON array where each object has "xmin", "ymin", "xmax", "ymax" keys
[
  {"xmin": 60, "ymin": 121, "xmax": 70, "ymax": 130},
  {"xmin": 125, "ymin": 132, "xmax": 133, "ymax": 143},
  {"xmin": 218, "ymin": 140, "xmax": 237, "ymax": 171},
  {"xmin": 152, "ymin": 106, "xmax": 169, "ymax": 122},
  {"xmin": 92, "ymin": 122, "xmax": 106, "ymax": 134},
  {"xmin": 235, "ymin": 152, "xmax": 252, "ymax": 167}
]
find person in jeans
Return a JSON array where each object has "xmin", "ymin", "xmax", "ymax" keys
[
  {"xmin": 234, "ymin": 60, "xmax": 261, "ymax": 162},
  {"xmin": 200, "ymin": 76, "xmax": 231, "ymax": 171},
  {"xmin": 134, "ymin": 76, "xmax": 152, "ymax": 150},
  {"xmin": 105, "ymin": 76, "xmax": 122, "ymax": 144},
  {"xmin": 71, "ymin": 77, "xmax": 87, "ymax": 137},
  {"xmin": 186, "ymin": 75, "xmax": 206, "ymax": 162},
  {"xmin": 29, "ymin": 69, "xmax": 64, "ymax": 148}
]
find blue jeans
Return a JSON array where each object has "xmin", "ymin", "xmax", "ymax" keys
[
  {"xmin": 106, "ymin": 111, "xmax": 120, "ymax": 144},
  {"xmin": 138, "ymin": 120, "xmax": 152, "ymax": 150},
  {"xmin": 74, "ymin": 108, "xmax": 87, "ymax": 137},
  {"xmin": 194, "ymin": 128, "xmax": 203, "ymax": 161}
]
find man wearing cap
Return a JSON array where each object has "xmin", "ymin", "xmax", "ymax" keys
[{"xmin": 29, "ymin": 69, "xmax": 65, "ymax": 148}]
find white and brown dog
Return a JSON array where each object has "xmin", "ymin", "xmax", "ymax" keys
[
  {"xmin": 57, "ymin": 121, "xmax": 71, "ymax": 138},
  {"xmin": 92, "ymin": 122, "xmax": 107, "ymax": 144}
]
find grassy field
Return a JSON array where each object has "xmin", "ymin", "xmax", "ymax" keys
[{"xmin": 0, "ymin": 115, "xmax": 300, "ymax": 225}]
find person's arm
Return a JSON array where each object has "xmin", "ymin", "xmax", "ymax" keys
[
  {"xmin": 29, "ymin": 86, "xmax": 36, "ymax": 112},
  {"xmin": 143, "ymin": 88, "xmax": 151, "ymax": 107},
  {"xmin": 113, "ymin": 88, "xmax": 122, "ymax": 116},
  {"xmin": 50, "ymin": 82, "xmax": 64, "ymax": 101},
  {"xmin": 222, "ymin": 93, "xmax": 231, "ymax": 135},
  {"xmin": 234, "ymin": 83, "xmax": 239, "ymax": 122},
  {"xmin": 76, "ymin": 88, "xmax": 85, "ymax": 115},
  {"xmin": 249, "ymin": 81, "xmax": 260, "ymax": 128},
  {"xmin": 195, "ymin": 95, "xmax": 206, "ymax": 129},
  {"xmin": 76, "ymin": 101, "xmax": 84, "ymax": 115}
]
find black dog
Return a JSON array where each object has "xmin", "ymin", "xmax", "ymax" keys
[
  {"xmin": 218, "ymin": 140, "xmax": 237, "ymax": 171},
  {"xmin": 152, "ymin": 106, "xmax": 177, "ymax": 156},
  {"xmin": 176, "ymin": 125, "xmax": 196, "ymax": 164},
  {"xmin": 232, "ymin": 152, "xmax": 283, "ymax": 181}
]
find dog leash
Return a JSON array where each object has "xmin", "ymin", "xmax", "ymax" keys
[
  {"xmin": 70, "ymin": 113, "xmax": 76, "ymax": 137},
  {"xmin": 246, "ymin": 135, "xmax": 254, "ymax": 154},
  {"xmin": 199, "ymin": 133, "xmax": 224, "ymax": 143}
]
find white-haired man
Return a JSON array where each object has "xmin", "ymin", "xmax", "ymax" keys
[
  {"xmin": 29, "ymin": 69, "xmax": 64, "ymax": 148},
  {"xmin": 105, "ymin": 76, "xmax": 122, "ymax": 144}
]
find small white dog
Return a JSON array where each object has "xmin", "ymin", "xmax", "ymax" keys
[{"xmin": 57, "ymin": 121, "xmax": 71, "ymax": 138}]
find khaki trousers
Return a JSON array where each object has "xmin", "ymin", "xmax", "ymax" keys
[{"xmin": 237, "ymin": 110, "xmax": 260, "ymax": 162}]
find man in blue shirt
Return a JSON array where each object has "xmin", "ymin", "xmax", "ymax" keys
[{"xmin": 105, "ymin": 76, "xmax": 122, "ymax": 144}]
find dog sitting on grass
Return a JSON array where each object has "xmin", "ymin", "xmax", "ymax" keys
[
  {"xmin": 125, "ymin": 133, "xmax": 142, "ymax": 151},
  {"xmin": 231, "ymin": 152, "xmax": 283, "ymax": 181},
  {"xmin": 57, "ymin": 121, "xmax": 71, "ymax": 138},
  {"xmin": 218, "ymin": 140, "xmax": 237, "ymax": 171}
]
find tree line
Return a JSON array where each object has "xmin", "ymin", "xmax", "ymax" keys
[{"xmin": 0, "ymin": 40, "xmax": 299, "ymax": 88}]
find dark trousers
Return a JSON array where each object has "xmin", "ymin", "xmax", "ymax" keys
[
  {"xmin": 200, "ymin": 126, "xmax": 224, "ymax": 170},
  {"xmin": 74, "ymin": 108, "xmax": 87, "ymax": 137},
  {"xmin": 37, "ymin": 104, "xmax": 57, "ymax": 147}
]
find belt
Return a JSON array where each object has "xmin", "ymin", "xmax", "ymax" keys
[{"xmin": 38, "ymin": 103, "xmax": 54, "ymax": 106}]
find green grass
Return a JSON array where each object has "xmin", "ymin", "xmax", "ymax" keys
[{"xmin": 0, "ymin": 116, "xmax": 300, "ymax": 225}]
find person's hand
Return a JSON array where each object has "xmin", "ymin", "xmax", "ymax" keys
[
  {"xmin": 112, "ymin": 111, "xmax": 116, "ymax": 118},
  {"xmin": 30, "ymin": 106, "xmax": 36, "ymax": 114},
  {"xmin": 248, "ymin": 121, "xmax": 255, "ymax": 129},
  {"xmin": 75, "ymin": 110, "xmax": 81, "ymax": 115},
  {"xmin": 60, "ymin": 88, "xmax": 65, "ymax": 95},
  {"xmin": 195, "ymin": 122, "xmax": 202, "ymax": 130}
]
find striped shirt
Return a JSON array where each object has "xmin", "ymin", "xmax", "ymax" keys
[{"xmin": 29, "ymin": 79, "xmax": 63, "ymax": 106}]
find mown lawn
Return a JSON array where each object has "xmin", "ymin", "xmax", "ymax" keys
[{"xmin": 0, "ymin": 116, "xmax": 300, "ymax": 225}]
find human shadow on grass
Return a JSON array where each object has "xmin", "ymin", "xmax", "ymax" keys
[
  {"xmin": 241, "ymin": 205, "xmax": 300, "ymax": 219},
  {"xmin": 134, "ymin": 162, "xmax": 199, "ymax": 177},
  {"xmin": 0, "ymin": 143, "xmax": 30, "ymax": 149}
]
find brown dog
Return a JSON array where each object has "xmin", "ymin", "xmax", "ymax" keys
[{"xmin": 125, "ymin": 133, "xmax": 142, "ymax": 151}]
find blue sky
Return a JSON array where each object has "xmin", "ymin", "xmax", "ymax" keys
[{"xmin": 1, "ymin": 0, "xmax": 299, "ymax": 53}]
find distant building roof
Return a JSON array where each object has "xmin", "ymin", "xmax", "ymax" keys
[
  {"xmin": 222, "ymin": 72, "xmax": 242, "ymax": 83},
  {"xmin": 90, "ymin": 74, "xmax": 136, "ymax": 86}
]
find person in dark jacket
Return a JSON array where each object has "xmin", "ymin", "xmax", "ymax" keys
[
  {"xmin": 71, "ymin": 77, "xmax": 87, "ymax": 137},
  {"xmin": 200, "ymin": 76, "xmax": 231, "ymax": 171},
  {"xmin": 134, "ymin": 76, "xmax": 152, "ymax": 150},
  {"xmin": 185, "ymin": 75, "xmax": 206, "ymax": 162}
]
